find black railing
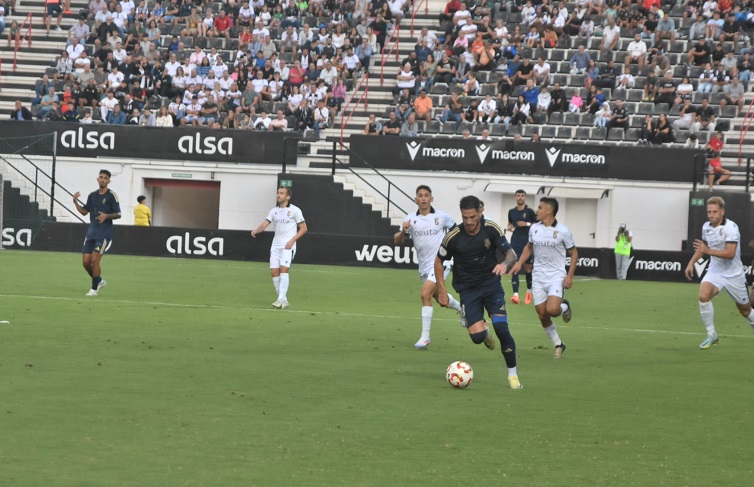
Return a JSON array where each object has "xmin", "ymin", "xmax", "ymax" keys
[
  {"xmin": 325, "ymin": 136, "xmax": 414, "ymax": 217},
  {"xmin": 693, "ymin": 153, "xmax": 753, "ymax": 192}
]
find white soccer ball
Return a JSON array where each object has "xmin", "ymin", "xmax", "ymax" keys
[{"xmin": 446, "ymin": 361, "xmax": 474, "ymax": 389}]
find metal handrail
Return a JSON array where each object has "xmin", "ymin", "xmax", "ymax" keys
[
  {"xmin": 693, "ymin": 152, "xmax": 753, "ymax": 192},
  {"xmin": 737, "ymin": 95, "xmax": 754, "ymax": 165},
  {"xmin": 14, "ymin": 13, "xmax": 34, "ymax": 71},
  {"xmin": 379, "ymin": 24, "xmax": 401, "ymax": 86},
  {"xmin": 325, "ymin": 136, "xmax": 414, "ymax": 217},
  {"xmin": 339, "ymin": 73, "xmax": 369, "ymax": 145},
  {"xmin": 410, "ymin": 0, "xmax": 429, "ymax": 38},
  {"xmin": 0, "ymin": 134, "xmax": 85, "ymax": 222}
]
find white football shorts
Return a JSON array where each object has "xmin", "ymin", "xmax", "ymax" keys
[
  {"xmin": 532, "ymin": 279, "xmax": 564, "ymax": 306},
  {"xmin": 270, "ymin": 246, "xmax": 296, "ymax": 269},
  {"xmin": 702, "ymin": 272, "xmax": 750, "ymax": 305},
  {"xmin": 421, "ymin": 260, "xmax": 452, "ymax": 284}
]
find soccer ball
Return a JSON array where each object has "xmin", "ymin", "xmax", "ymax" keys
[{"xmin": 446, "ymin": 361, "xmax": 474, "ymax": 389}]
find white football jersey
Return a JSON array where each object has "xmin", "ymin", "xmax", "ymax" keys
[
  {"xmin": 266, "ymin": 204, "xmax": 305, "ymax": 248},
  {"xmin": 528, "ymin": 221, "xmax": 576, "ymax": 283},
  {"xmin": 403, "ymin": 209, "xmax": 455, "ymax": 276},
  {"xmin": 702, "ymin": 218, "xmax": 745, "ymax": 279}
]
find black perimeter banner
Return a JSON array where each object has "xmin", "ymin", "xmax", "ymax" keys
[
  {"xmin": 0, "ymin": 121, "xmax": 300, "ymax": 164},
  {"xmin": 348, "ymin": 134, "xmax": 702, "ymax": 182},
  {"xmin": 4, "ymin": 222, "xmax": 750, "ymax": 283}
]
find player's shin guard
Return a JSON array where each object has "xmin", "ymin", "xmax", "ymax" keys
[
  {"xmin": 272, "ymin": 276, "xmax": 280, "ymax": 294},
  {"xmin": 421, "ymin": 306, "xmax": 433, "ymax": 340},
  {"xmin": 525, "ymin": 272, "xmax": 532, "ymax": 290},
  {"xmin": 92, "ymin": 276, "xmax": 102, "ymax": 291},
  {"xmin": 511, "ymin": 273, "xmax": 520, "ymax": 294},
  {"xmin": 492, "ymin": 315, "xmax": 516, "ymax": 368},
  {"xmin": 470, "ymin": 330, "xmax": 488, "ymax": 344}
]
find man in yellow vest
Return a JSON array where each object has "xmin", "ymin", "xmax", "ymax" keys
[
  {"xmin": 615, "ymin": 224, "xmax": 632, "ymax": 280},
  {"xmin": 134, "ymin": 195, "xmax": 152, "ymax": 226}
]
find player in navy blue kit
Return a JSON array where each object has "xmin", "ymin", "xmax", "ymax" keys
[
  {"xmin": 73, "ymin": 169, "xmax": 121, "ymax": 296},
  {"xmin": 435, "ymin": 195, "xmax": 523, "ymax": 389},
  {"xmin": 507, "ymin": 190, "xmax": 537, "ymax": 305}
]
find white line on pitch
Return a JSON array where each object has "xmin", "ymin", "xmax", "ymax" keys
[{"xmin": 2, "ymin": 293, "xmax": 754, "ymax": 339}]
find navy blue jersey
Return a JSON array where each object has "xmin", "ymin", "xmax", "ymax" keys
[
  {"xmin": 508, "ymin": 205, "xmax": 537, "ymax": 250},
  {"xmin": 437, "ymin": 218, "xmax": 512, "ymax": 293},
  {"xmin": 83, "ymin": 189, "xmax": 121, "ymax": 239}
]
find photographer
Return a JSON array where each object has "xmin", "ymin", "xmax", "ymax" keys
[{"xmin": 615, "ymin": 224, "xmax": 633, "ymax": 280}]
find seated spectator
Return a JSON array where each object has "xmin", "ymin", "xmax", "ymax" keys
[
  {"xmin": 721, "ymin": 77, "xmax": 745, "ymax": 115},
  {"xmin": 156, "ymin": 105, "xmax": 173, "ymax": 126},
  {"xmin": 605, "ymin": 98, "xmax": 629, "ymax": 139},
  {"xmin": 511, "ymin": 94, "xmax": 531, "ymax": 125},
  {"xmin": 654, "ymin": 72, "xmax": 677, "ymax": 107},
  {"xmin": 400, "ymin": 112, "xmax": 418, "ymax": 137},
  {"xmin": 382, "ymin": 111, "xmax": 402, "ymax": 135},
  {"xmin": 362, "ymin": 113, "xmax": 382, "ymax": 135},
  {"xmin": 638, "ymin": 113, "xmax": 654, "ymax": 144},
  {"xmin": 616, "ymin": 66, "xmax": 635, "ymax": 89},
  {"xmin": 413, "ymin": 89, "xmax": 433, "ymax": 122},
  {"xmin": 568, "ymin": 89, "xmax": 584, "ymax": 113},
  {"xmin": 394, "ymin": 63, "xmax": 416, "ymax": 95},
  {"xmin": 655, "ymin": 13, "xmax": 676, "ymax": 43},
  {"xmin": 536, "ymin": 87, "xmax": 551, "ymax": 115},
  {"xmin": 464, "ymin": 72, "xmax": 480, "ymax": 96},
  {"xmin": 593, "ymin": 102, "xmax": 611, "ymax": 128},
  {"xmin": 570, "ymin": 45, "xmax": 591, "ymax": 75},
  {"xmin": 10, "ymin": 100, "xmax": 33, "ymax": 121},
  {"xmin": 706, "ymin": 131, "xmax": 730, "ymax": 189},
  {"xmin": 253, "ymin": 110, "xmax": 272, "ymax": 130},
  {"xmin": 107, "ymin": 103, "xmax": 127, "ymax": 124},
  {"xmin": 652, "ymin": 113, "xmax": 675, "ymax": 144},
  {"xmin": 643, "ymin": 70, "xmax": 658, "ymax": 101},
  {"xmin": 313, "ymin": 99, "xmax": 330, "ymax": 132},
  {"xmin": 688, "ymin": 38, "xmax": 711, "ymax": 66},
  {"xmin": 624, "ymin": 33, "xmax": 647, "ymax": 70},
  {"xmin": 438, "ymin": 91, "xmax": 464, "ymax": 126},
  {"xmin": 210, "ymin": 10, "xmax": 233, "ymax": 40},
  {"xmin": 584, "ymin": 59, "xmax": 600, "ymax": 89},
  {"xmin": 37, "ymin": 87, "xmax": 60, "ymax": 119},
  {"xmin": 600, "ymin": 18, "xmax": 621, "ymax": 53}
]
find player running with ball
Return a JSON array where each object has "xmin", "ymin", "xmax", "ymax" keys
[
  {"xmin": 395, "ymin": 185, "xmax": 465, "ymax": 349},
  {"xmin": 435, "ymin": 195, "xmax": 523, "ymax": 389}
]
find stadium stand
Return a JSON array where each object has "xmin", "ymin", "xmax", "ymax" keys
[{"xmin": 2, "ymin": 0, "xmax": 754, "ymax": 169}]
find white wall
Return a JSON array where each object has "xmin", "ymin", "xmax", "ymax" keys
[{"xmin": 48, "ymin": 157, "xmax": 692, "ymax": 250}]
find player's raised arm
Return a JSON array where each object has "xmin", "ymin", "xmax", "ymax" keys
[{"xmin": 73, "ymin": 192, "xmax": 88, "ymax": 216}]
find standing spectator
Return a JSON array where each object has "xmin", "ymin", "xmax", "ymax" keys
[
  {"xmin": 614, "ymin": 224, "xmax": 633, "ymax": 280},
  {"xmin": 45, "ymin": 0, "xmax": 64, "ymax": 36},
  {"xmin": 134, "ymin": 195, "xmax": 152, "ymax": 226}
]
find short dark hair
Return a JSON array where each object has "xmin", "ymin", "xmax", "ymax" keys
[
  {"xmin": 137, "ymin": 195, "xmax": 146, "ymax": 203},
  {"xmin": 99, "ymin": 169, "xmax": 112, "ymax": 178},
  {"xmin": 515, "ymin": 189, "xmax": 527, "ymax": 195},
  {"xmin": 459, "ymin": 195, "xmax": 481, "ymax": 211},
  {"xmin": 540, "ymin": 196, "xmax": 559, "ymax": 216},
  {"xmin": 279, "ymin": 186, "xmax": 291, "ymax": 197},
  {"xmin": 416, "ymin": 185, "xmax": 432, "ymax": 194}
]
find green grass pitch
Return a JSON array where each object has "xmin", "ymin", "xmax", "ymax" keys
[{"xmin": 0, "ymin": 250, "xmax": 752, "ymax": 486}]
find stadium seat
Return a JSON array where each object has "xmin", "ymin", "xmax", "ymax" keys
[
  {"xmin": 431, "ymin": 83, "xmax": 448, "ymax": 94},
  {"xmin": 550, "ymin": 112, "xmax": 564, "ymax": 125},
  {"xmin": 424, "ymin": 120, "xmax": 441, "ymax": 134},
  {"xmin": 625, "ymin": 128, "xmax": 641, "ymax": 142},
  {"xmin": 607, "ymin": 128, "xmax": 625, "ymax": 141}
]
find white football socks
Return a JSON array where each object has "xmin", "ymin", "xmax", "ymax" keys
[
  {"xmin": 699, "ymin": 301, "xmax": 716, "ymax": 337},
  {"xmin": 278, "ymin": 273, "xmax": 290, "ymax": 302},
  {"xmin": 543, "ymin": 324, "xmax": 562, "ymax": 346},
  {"xmin": 746, "ymin": 308, "xmax": 754, "ymax": 331},
  {"xmin": 447, "ymin": 294, "xmax": 462, "ymax": 313},
  {"xmin": 272, "ymin": 276, "xmax": 280, "ymax": 294},
  {"xmin": 560, "ymin": 302, "xmax": 569, "ymax": 315},
  {"xmin": 421, "ymin": 306, "xmax": 433, "ymax": 340},
  {"xmin": 508, "ymin": 366, "xmax": 517, "ymax": 377}
]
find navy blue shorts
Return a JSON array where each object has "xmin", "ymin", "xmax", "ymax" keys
[
  {"xmin": 82, "ymin": 236, "xmax": 111, "ymax": 254},
  {"xmin": 458, "ymin": 279, "xmax": 507, "ymax": 327}
]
